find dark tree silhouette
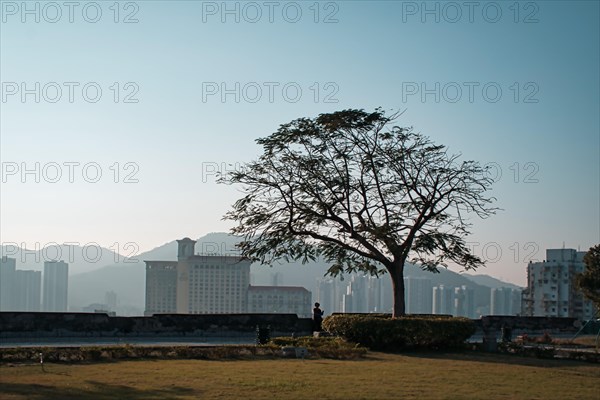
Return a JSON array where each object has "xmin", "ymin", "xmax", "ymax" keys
[
  {"xmin": 577, "ymin": 244, "xmax": 600, "ymax": 312},
  {"xmin": 221, "ymin": 109, "xmax": 497, "ymax": 317}
]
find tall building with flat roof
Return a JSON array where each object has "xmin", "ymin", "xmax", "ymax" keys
[
  {"xmin": 521, "ymin": 248, "xmax": 594, "ymax": 320},
  {"xmin": 144, "ymin": 261, "xmax": 178, "ymax": 315},
  {"xmin": 490, "ymin": 288, "xmax": 522, "ymax": 316},
  {"xmin": 15, "ymin": 270, "xmax": 41, "ymax": 311},
  {"xmin": 404, "ymin": 276, "xmax": 432, "ymax": 314},
  {"xmin": 178, "ymin": 254, "xmax": 250, "ymax": 314},
  {"xmin": 144, "ymin": 238, "xmax": 251, "ymax": 315},
  {"xmin": 432, "ymin": 284, "xmax": 453, "ymax": 315},
  {"xmin": 247, "ymin": 286, "xmax": 311, "ymax": 317},
  {"xmin": 0, "ymin": 257, "xmax": 17, "ymax": 311},
  {"xmin": 454, "ymin": 285, "xmax": 475, "ymax": 318},
  {"xmin": 43, "ymin": 260, "xmax": 69, "ymax": 312}
]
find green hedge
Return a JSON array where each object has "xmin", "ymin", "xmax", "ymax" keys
[{"xmin": 322, "ymin": 314, "xmax": 476, "ymax": 351}]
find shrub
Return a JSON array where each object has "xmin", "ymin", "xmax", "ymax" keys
[
  {"xmin": 322, "ymin": 314, "xmax": 476, "ymax": 351},
  {"xmin": 268, "ymin": 336, "xmax": 367, "ymax": 359}
]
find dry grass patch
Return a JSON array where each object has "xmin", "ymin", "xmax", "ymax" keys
[{"xmin": 1, "ymin": 352, "xmax": 599, "ymax": 399}]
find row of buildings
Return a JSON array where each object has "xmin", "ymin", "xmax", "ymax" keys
[
  {"xmin": 144, "ymin": 238, "xmax": 312, "ymax": 317},
  {"xmin": 0, "ymin": 257, "xmax": 69, "ymax": 312},
  {"xmin": 316, "ymin": 248, "xmax": 595, "ymax": 321},
  {"xmin": 3, "ymin": 243, "xmax": 593, "ymax": 322},
  {"xmin": 145, "ymin": 242, "xmax": 595, "ymax": 321},
  {"xmin": 317, "ymin": 274, "xmax": 520, "ymax": 318}
]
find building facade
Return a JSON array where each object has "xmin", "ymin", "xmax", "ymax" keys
[
  {"xmin": 432, "ymin": 284, "xmax": 453, "ymax": 315},
  {"xmin": 15, "ymin": 270, "xmax": 42, "ymax": 311},
  {"xmin": 521, "ymin": 248, "xmax": 594, "ymax": 320},
  {"xmin": 145, "ymin": 238, "xmax": 251, "ymax": 315},
  {"xmin": 404, "ymin": 277, "xmax": 433, "ymax": 314},
  {"xmin": 247, "ymin": 286, "xmax": 311, "ymax": 317},
  {"xmin": 490, "ymin": 287, "xmax": 522, "ymax": 316},
  {"xmin": 1, "ymin": 257, "xmax": 43, "ymax": 312},
  {"xmin": 43, "ymin": 260, "xmax": 69, "ymax": 312},
  {"xmin": 144, "ymin": 261, "xmax": 178, "ymax": 315},
  {"xmin": 0, "ymin": 256, "xmax": 17, "ymax": 311},
  {"xmin": 454, "ymin": 285, "xmax": 475, "ymax": 318}
]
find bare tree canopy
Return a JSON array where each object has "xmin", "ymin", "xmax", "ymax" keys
[{"xmin": 221, "ymin": 108, "xmax": 497, "ymax": 316}]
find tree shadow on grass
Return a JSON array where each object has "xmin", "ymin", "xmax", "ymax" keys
[
  {"xmin": 386, "ymin": 349, "xmax": 597, "ymax": 369},
  {"xmin": 0, "ymin": 381, "xmax": 198, "ymax": 400}
]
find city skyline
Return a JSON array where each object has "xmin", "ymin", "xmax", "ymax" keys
[
  {"xmin": 0, "ymin": 244, "xmax": 591, "ymax": 321},
  {"xmin": 1, "ymin": 232, "xmax": 596, "ymax": 287},
  {"xmin": 1, "ymin": 2, "xmax": 599, "ymax": 287}
]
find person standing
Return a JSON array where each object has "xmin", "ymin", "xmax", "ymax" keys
[{"xmin": 313, "ymin": 302, "xmax": 324, "ymax": 332}]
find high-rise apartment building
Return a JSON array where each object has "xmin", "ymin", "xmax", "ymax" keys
[
  {"xmin": 404, "ymin": 277, "xmax": 433, "ymax": 314},
  {"xmin": 490, "ymin": 287, "xmax": 522, "ymax": 316},
  {"xmin": 454, "ymin": 285, "xmax": 475, "ymax": 318},
  {"xmin": 43, "ymin": 260, "xmax": 69, "ymax": 312},
  {"xmin": 0, "ymin": 256, "xmax": 17, "ymax": 311},
  {"xmin": 521, "ymin": 248, "xmax": 594, "ymax": 320},
  {"xmin": 432, "ymin": 284, "xmax": 454, "ymax": 315},
  {"xmin": 15, "ymin": 270, "xmax": 42, "ymax": 311}
]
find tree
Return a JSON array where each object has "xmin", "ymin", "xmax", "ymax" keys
[
  {"xmin": 577, "ymin": 244, "xmax": 600, "ymax": 312},
  {"xmin": 221, "ymin": 109, "xmax": 497, "ymax": 317}
]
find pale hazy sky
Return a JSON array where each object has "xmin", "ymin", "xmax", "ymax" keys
[{"xmin": 1, "ymin": 1, "xmax": 599, "ymax": 285}]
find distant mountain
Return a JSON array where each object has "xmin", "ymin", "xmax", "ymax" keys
[
  {"xmin": 462, "ymin": 274, "xmax": 522, "ymax": 290},
  {"xmin": 69, "ymin": 262, "xmax": 145, "ymax": 314},
  {"xmin": 0, "ymin": 243, "xmax": 125, "ymax": 274}
]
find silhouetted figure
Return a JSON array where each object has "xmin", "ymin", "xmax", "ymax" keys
[{"xmin": 313, "ymin": 302, "xmax": 324, "ymax": 332}]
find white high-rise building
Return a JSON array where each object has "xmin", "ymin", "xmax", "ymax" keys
[
  {"xmin": 432, "ymin": 284, "xmax": 453, "ymax": 315},
  {"xmin": 367, "ymin": 276, "xmax": 385, "ymax": 313},
  {"xmin": 321, "ymin": 274, "xmax": 392, "ymax": 314},
  {"xmin": 454, "ymin": 285, "xmax": 475, "ymax": 318},
  {"xmin": 522, "ymin": 248, "xmax": 594, "ymax": 320},
  {"xmin": 43, "ymin": 260, "xmax": 69, "ymax": 312},
  {"xmin": 15, "ymin": 270, "xmax": 42, "ymax": 311},
  {"xmin": 317, "ymin": 277, "xmax": 342, "ymax": 314},
  {"xmin": 490, "ymin": 288, "xmax": 522, "ymax": 316},
  {"xmin": 404, "ymin": 277, "xmax": 432, "ymax": 314}
]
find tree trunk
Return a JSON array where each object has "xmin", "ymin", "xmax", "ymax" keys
[{"xmin": 389, "ymin": 263, "xmax": 406, "ymax": 318}]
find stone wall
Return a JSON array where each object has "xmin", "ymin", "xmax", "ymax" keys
[
  {"xmin": 476, "ymin": 315, "xmax": 579, "ymax": 331},
  {"xmin": 0, "ymin": 312, "xmax": 312, "ymax": 338}
]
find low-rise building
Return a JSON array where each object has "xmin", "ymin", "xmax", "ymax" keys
[{"xmin": 247, "ymin": 286, "xmax": 311, "ymax": 318}]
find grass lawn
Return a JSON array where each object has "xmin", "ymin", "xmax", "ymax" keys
[{"xmin": 1, "ymin": 351, "xmax": 599, "ymax": 399}]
